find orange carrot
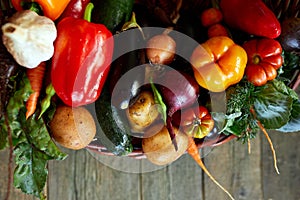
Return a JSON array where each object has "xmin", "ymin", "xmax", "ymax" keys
[
  {"xmin": 187, "ymin": 137, "xmax": 235, "ymax": 200},
  {"xmin": 25, "ymin": 62, "xmax": 46, "ymax": 119},
  {"xmin": 250, "ymin": 107, "xmax": 280, "ymax": 174}
]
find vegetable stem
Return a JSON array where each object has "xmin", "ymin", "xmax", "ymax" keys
[
  {"xmin": 121, "ymin": 12, "xmax": 145, "ymax": 39},
  {"xmin": 39, "ymin": 83, "xmax": 56, "ymax": 119},
  {"xmin": 4, "ymin": 113, "xmax": 12, "ymax": 200},
  {"xmin": 24, "ymin": 2, "xmax": 43, "ymax": 15},
  {"xmin": 150, "ymin": 78, "xmax": 167, "ymax": 124},
  {"xmin": 84, "ymin": 2, "xmax": 94, "ymax": 22}
]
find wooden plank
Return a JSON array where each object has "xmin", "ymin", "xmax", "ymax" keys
[
  {"xmin": 261, "ymin": 131, "xmax": 300, "ymax": 200},
  {"xmin": 168, "ymin": 154, "xmax": 203, "ymax": 200},
  {"xmin": 3, "ymin": 131, "xmax": 299, "ymax": 200},
  {"xmin": 203, "ymin": 136, "xmax": 263, "ymax": 200},
  {"xmin": 0, "ymin": 149, "xmax": 39, "ymax": 200},
  {"xmin": 48, "ymin": 148, "xmax": 141, "ymax": 200}
]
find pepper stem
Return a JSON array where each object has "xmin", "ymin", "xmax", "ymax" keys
[
  {"xmin": 23, "ymin": 2, "xmax": 43, "ymax": 15},
  {"xmin": 84, "ymin": 2, "xmax": 94, "ymax": 22}
]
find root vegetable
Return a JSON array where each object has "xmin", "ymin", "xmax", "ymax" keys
[
  {"xmin": 142, "ymin": 125, "xmax": 189, "ymax": 166},
  {"xmin": 146, "ymin": 33, "xmax": 176, "ymax": 65},
  {"xmin": 25, "ymin": 62, "xmax": 46, "ymax": 119},
  {"xmin": 126, "ymin": 90, "xmax": 160, "ymax": 133},
  {"xmin": 187, "ymin": 137, "xmax": 235, "ymax": 200},
  {"xmin": 50, "ymin": 105, "xmax": 96, "ymax": 150},
  {"xmin": 154, "ymin": 69, "xmax": 200, "ymax": 150}
]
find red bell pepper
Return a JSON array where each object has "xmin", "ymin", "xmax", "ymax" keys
[
  {"xmin": 11, "ymin": 0, "xmax": 71, "ymax": 20},
  {"xmin": 243, "ymin": 38, "xmax": 283, "ymax": 86},
  {"xmin": 220, "ymin": 0, "xmax": 281, "ymax": 39},
  {"xmin": 51, "ymin": 3, "xmax": 114, "ymax": 107}
]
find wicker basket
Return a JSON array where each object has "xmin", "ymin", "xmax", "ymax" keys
[{"xmin": 87, "ymin": 0, "xmax": 300, "ymax": 158}]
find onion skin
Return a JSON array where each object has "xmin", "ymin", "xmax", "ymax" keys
[
  {"xmin": 146, "ymin": 34, "xmax": 176, "ymax": 65},
  {"xmin": 154, "ymin": 69, "xmax": 200, "ymax": 150},
  {"xmin": 279, "ymin": 18, "xmax": 300, "ymax": 55}
]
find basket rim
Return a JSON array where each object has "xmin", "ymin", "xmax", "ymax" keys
[{"xmin": 86, "ymin": 134, "xmax": 237, "ymax": 159}]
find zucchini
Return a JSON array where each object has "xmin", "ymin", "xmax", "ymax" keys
[
  {"xmin": 95, "ymin": 83, "xmax": 133, "ymax": 156},
  {"xmin": 110, "ymin": 27, "xmax": 146, "ymax": 109},
  {"xmin": 94, "ymin": 29, "xmax": 145, "ymax": 155},
  {"xmin": 91, "ymin": 0, "xmax": 134, "ymax": 33}
]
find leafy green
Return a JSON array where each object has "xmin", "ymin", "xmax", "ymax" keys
[
  {"xmin": 2, "ymin": 74, "xmax": 67, "ymax": 198},
  {"xmin": 13, "ymin": 142, "xmax": 49, "ymax": 199},
  {"xmin": 219, "ymin": 79, "xmax": 299, "ymax": 141},
  {"xmin": 277, "ymin": 100, "xmax": 300, "ymax": 132},
  {"xmin": 253, "ymin": 80, "xmax": 293, "ymax": 129},
  {"xmin": 150, "ymin": 80, "xmax": 167, "ymax": 124},
  {"xmin": 39, "ymin": 83, "xmax": 56, "ymax": 119},
  {"xmin": 278, "ymin": 51, "xmax": 300, "ymax": 84},
  {"xmin": 221, "ymin": 80, "xmax": 258, "ymax": 141}
]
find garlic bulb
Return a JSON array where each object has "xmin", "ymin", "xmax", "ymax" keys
[{"xmin": 2, "ymin": 10, "xmax": 57, "ymax": 68}]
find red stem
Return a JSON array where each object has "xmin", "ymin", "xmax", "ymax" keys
[{"xmin": 4, "ymin": 113, "xmax": 13, "ymax": 200}]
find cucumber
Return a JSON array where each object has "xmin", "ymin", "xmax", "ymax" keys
[
  {"xmin": 94, "ymin": 31, "xmax": 145, "ymax": 155},
  {"xmin": 109, "ymin": 27, "xmax": 146, "ymax": 109},
  {"xmin": 91, "ymin": 0, "xmax": 134, "ymax": 33},
  {"xmin": 94, "ymin": 83, "xmax": 133, "ymax": 156}
]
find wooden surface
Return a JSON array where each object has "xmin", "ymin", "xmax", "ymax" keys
[{"xmin": 1, "ymin": 130, "xmax": 299, "ymax": 200}]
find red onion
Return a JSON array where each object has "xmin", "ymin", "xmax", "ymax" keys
[{"xmin": 154, "ymin": 69, "xmax": 200, "ymax": 150}]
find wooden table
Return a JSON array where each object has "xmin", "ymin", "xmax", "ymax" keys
[{"xmin": 0, "ymin": 130, "xmax": 299, "ymax": 200}]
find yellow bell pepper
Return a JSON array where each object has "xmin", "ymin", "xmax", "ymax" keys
[
  {"xmin": 190, "ymin": 36, "xmax": 247, "ymax": 92},
  {"xmin": 11, "ymin": 0, "xmax": 70, "ymax": 21}
]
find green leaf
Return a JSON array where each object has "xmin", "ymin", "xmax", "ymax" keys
[
  {"xmin": 150, "ymin": 80, "xmax": 167, "ymax": 124},
  {"xmin": 7, "ymin": 74, "xmax": 32, "ymax": 125},
  {"xmin": 4, "ymin": 74, "xmax": 67, "ymax": 197},
  {"xmin": 277, "ymin": 100, "xmax": 300, "ymax": 132},
  {"xmin": 13, "ymin": 142, "xmax": 49, "ymax": 198},
  {"xmin": 211, "ymin": 112, "xmax": 242, "ymax": 135},
  {"xmin": 22, "ymin": 108, "xmax": 67, "ymax": 160},
  {"xmin": 253, "ymin": 80, "xmax": 293, "ymax": 129},
  {"xmin": 279, "ymin": 51, "xmax": 300, "ymax": 83},
  {"xmin": 39, "ymin": 83, "xmax": 56, "ymax": 119}
]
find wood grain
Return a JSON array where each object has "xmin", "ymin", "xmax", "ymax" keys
[
  {"xmin": 1, "ymin": 131, "xmax": 299, "ymax": 200},
  {"xmin": 261, "ymin": 131, "xmax": 300, "ymax": 200}
]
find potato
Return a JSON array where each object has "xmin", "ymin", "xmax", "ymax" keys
[
  {"xmin": 142, "ymin": 125, "xmax": 189, "ymax": 165},
  {"xmin": 50, "ymin": 105, "xmax": 96, "ymax": 150},
  {"xmin": 126, "ymin": 90, "xmax": 160, "ymax": 133}
]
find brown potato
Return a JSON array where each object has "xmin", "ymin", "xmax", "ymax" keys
[
  {"xmin": 126, "ymin": 91, "xmax": 160, "ymax": 133},
  {"xmin": 142, "ymin": 125, "xmax": 189, "ymax": 166},
  {"xmin": 50, "ymin": 105, "xmax": 96, "ymax": 150}
]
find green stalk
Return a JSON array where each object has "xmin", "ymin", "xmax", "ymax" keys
[{"xmin": 84, "ymin": 2, "xmax": 94, "ymax": 22}]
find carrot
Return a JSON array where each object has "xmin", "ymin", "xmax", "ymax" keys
[
  {"xmin": 25, "ymin": 62, "xmax": 46, "ymax": 119},
  {"xmin": 250, "ymin": 107, "xmax": 280, "ymax": 174},
  {"xmin": 187, "ymin": 137, "xmax": 235, "ymax": 200}
]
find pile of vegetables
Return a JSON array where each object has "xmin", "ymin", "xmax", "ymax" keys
[{"xmin": 0, "ymin": 0, "xmax": 299, "ymax": 199}]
